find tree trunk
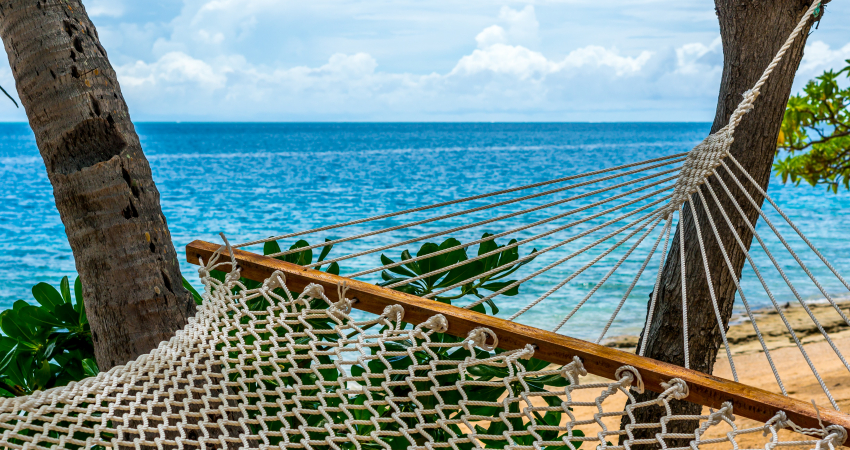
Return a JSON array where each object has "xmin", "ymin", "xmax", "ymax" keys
[
  {"xmin": 622, "ymin": 0, "xmax": 821, "ymax": 447},
  {"xmin": 0, "ymin": 0, "xmax": 196, "ymax": 370}
]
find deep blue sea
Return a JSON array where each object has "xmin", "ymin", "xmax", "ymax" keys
[{"xmin": 1, "ymin": 122, "xmax": 849, "ymax": 340}]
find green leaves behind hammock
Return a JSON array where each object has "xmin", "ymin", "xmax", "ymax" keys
[
  {"xmin": 0, "ymin": 277, "xmax": 96, "ymax": 397},
  {"xmin": 377, "ymin": 233, "xmax": 537, "ymax": 314},
  {"xmin": 207, "ymin": 238, "xmax": 338, "ymax": 311}
]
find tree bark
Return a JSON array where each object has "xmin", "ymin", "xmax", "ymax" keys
[
  {"xmin": 622, "ymin": 0, "xmax": 821, "ymax": 447},
  {"xmin": 0, "ymin": 0, "xmax": 196, "ymax": 370}
]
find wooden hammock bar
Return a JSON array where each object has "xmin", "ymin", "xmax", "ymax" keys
[{"xmin": 187, "ymin": 239, "xmax": 850, "ymax": 441}]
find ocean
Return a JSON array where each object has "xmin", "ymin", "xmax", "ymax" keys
[{"xmin": 1, "ymin": 122, "xmax": 848, "ymax": 340}]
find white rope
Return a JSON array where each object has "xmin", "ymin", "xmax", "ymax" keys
[
  {"xmin": 739, "ymin": 157, "xmax": 850, "ymax": 297},
  {"xmin": 347, "ymin": 175, "xmax": 677, "ymax": 278},
  {"xmin": 597, "ymin": 215, "xmax": 671, "ymax": 344},
  {"xmin": 311, "ymin": 171, "xmax": 679, "ymax": 271},
  {"xmin": 639, "ymin": 215, "xmax": 674, "ymax": 357},
  {"xmin": 422, "ymin": 195, "xmax": 671, "ymax": 300},
  {"xmin": 718, "ymin": 161, "xmax": 850, "ymax": 380},
  {"xmin": 234, "ymin": 152, "xmax": 688, "ymax": 249},
  {"xmin": 678, "ymin": 204, "xmax": 690, "ymax": 370},
  {"xmin": 268, "ymin": 161, "xmax": 684, "ymax": 260},
  {"xmin": 686, "ymin": 196, "xmax": 738, "ymax": 382},
  {"xmin": 726, "ymin": 155, "xmax": 850, "ymax": 328},
  {"xmin": 511, "ymin": 215, "xmax": 664, "ymax": 323},
  {"xmin": 696, "ymin": 187, "xmax": 786, "ymax": 395},
  {"xmin": 459, "ymin": 207, "xmax": 666, "ymax": 310},
  {"xmin": 707, "ymin": 169, "xmax": 840, "ymax": 410},
  {"xmin": 386, "ymin": 190, "xmax": 673, "ymax": 296},
  {"xmin": 552, "ymin": 218, "xmax": 662, "ymax": 333}
]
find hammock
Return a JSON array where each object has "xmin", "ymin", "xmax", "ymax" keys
[{"xmin": 1, "ymin": 2, "xmax": 848, "ymax": 449}]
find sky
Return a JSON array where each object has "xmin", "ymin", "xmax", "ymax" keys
[{"xmin": 0, "ymin": 0, "xmax": 849, "ymax": 122}]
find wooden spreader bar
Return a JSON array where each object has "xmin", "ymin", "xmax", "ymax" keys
[{"xmin": 187, "ymin": 240, "xmax": 850, "ymax": 440}]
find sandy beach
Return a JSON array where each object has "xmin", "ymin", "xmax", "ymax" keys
[{"xmin": 583, "ymin": 300, "xmax": 850, "ymax": 448}]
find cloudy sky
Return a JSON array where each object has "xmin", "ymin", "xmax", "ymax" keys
[{"xmin": 1, "ymin": 0, "xmax": 849, "ymax": 122}]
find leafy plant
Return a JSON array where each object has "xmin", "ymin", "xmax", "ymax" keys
[
  {"xmin": 378, "ymin": 233, "xmax": 537, "ymax": 314},
  {"xmin": 775, "ymin": 59, "xmax": 850, "ymax": 192},
  {"xmin": 0, "ymin": 277, "xmax": 95, "ymax": 397}
]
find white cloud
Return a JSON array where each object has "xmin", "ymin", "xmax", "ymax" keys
[
  {"xmin": 476, "ymin": 26, "xmax": 508, "ymax": 49},
  {"xmin": 114, "ymin": 25, "xmax": 719, "ymax": 122},
  {"xmin": 498, "ymin": 5, "xmax": 539, "ymax": 47},
  {"xmin": 119, "ymin": 52, "xmax": 229, "ymax": 90},
  {"xmin": 83, "ymin": 0, "xmax": 843, "ymax": 121},
  {"xmin": 452, "ymin": 44, "xmax": 556, "ymax": 79},
  {"xmin": 799, "ymin": 41, "xmax": 850, "ymax": 74},
  {"xmin": 562, "ymin": 46, "xmax": 653, "ymax": 76},
  {"xmin": 86, "ymin": 0, "xmax": 124, "ymax": 18},
  {"xmin": 676, "ymin": 37, "xmax": 721, "ymax": 75}
]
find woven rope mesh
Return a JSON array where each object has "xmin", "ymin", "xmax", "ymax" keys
[{"xmin": 0, "ymin": 255, "xmax": 843, "ymax": 450}]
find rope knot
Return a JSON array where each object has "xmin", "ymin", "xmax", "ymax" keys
[
  {"xmin": 466, "ymin": 327, "xmax": 498, "ymax": 351},
  {"xmin": 302, "ymin": 284, "xmax": 325, "ymax": 300},
  {"xmin": 615, "ymin": 365, "xmax": 644, "ymax": 394},
  {"xmin": 325, "ymin": 282, "xmax": 354, "ymax": 320},
  {"xmin": 561, "ymin": 356, "xmax": 587, "ymax": 382},
  {"xmin": 382, "ymin": 304, "xmax": 405, "ymax": 323},
  {"xmin": 517, "ymin": 344, "xmax": 536, "ymax": 360},
  {"xmin": 660, "ymin": 378, "xmax": 689, "ymax": 400},
  {"xmin": 327, "ymin": 298, "xmax": 353, "ymax": 321},
  {"xmin": 771, "ymin": 411, "xmax": 791, "ymax": 430},
  {"xmin": 418, "ymin": 314, "xmax": 449, "ymax": 335},
  {"xmin": 262, "ymin": 271, "xmax": 287, "ymax": 291},
  {"xmin": 824, "ymin": 425, "xmax": 848, "ymax": 448},
  {"xmin": 717, "ymin": 401, "xmax": 735, "ymax": 423},
  {"xmin": 224, "ymin": 268, "xmax": 242, "ymax": 285}
]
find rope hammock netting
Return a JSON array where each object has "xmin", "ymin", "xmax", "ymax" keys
[{"xmin": 1, "ymin": 2, "xmax": 849, "ymax": 449}]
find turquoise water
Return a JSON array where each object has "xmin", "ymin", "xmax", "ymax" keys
[{"xmin": 1, "ymin": 122, "xmax": 849, "ymax": 339}]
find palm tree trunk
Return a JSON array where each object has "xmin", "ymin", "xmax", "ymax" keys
[
  {"xmin": 0, "ymin": 0, "xmax": 196, "ymax": 370},
  {"xmin": 622, "ymin": 0, "xmax": 823, "ymax": 447}
]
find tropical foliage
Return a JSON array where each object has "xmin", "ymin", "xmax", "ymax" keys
[
  {"xmin": 775, "ymin": 59, "xmax": 850, "ymax": 192},
  {"xmin": 0, "ymin": 277, "xmax": 95, "ymax": 397}
]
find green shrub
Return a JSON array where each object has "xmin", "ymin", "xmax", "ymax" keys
[{"xmin": 0, "ymin": 277, "xmax": 96, "ymax": 396}]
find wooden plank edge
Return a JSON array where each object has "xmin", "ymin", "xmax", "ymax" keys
[{"xmin": 186, "ymin": 239, "xmax": 850, "ymax": 441}]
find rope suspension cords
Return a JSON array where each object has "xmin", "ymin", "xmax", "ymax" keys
[{"xmin": 2, "ymin": 3, "xmax": 849, "ymax": 450}]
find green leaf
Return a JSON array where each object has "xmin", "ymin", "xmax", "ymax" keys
[
  {"xmin": 263, "ymin": 240, "xmax": 282, "ymax": 257},
  {"xmin": 33, "ymin": 359, "xmax": 51, "ymax": 389},
  {"xmin": 325, "ymin": 262, "xmax": 340, "ymax": 275},
  {"xmin": 0, "ymin": 310, "xmax": 35, "ymax": 343},
  {"xmin": 21, "ymin": 306, "xmax": 64, "ymax": 328},
  {"xmin": 74, "ymin": 277, "xmax": 84, "ymax": 310},
  {"xmin": 60, "ymin": 277, "xmax": 72, "ymax": 304},
  {"xmin": 287, "ymin": 240, "xmax": 313, "ymax": 266},
  {"xmin": 317, "ymin": 239, "xmax": 334, "ymax": 263},
  {"xmin": 0, "ymin": 345, "xmax": 18, "ymax": 373},
  {"xmin": 0, "ymin": 337, "xmax": 16, "ymax": 353},
  {"xmin": 480, "ymin": 281, "xmax": 519, "ymax": 296},
  {"xmin": 182, "ymin": 277, "xmax": 203, "ymax": 305},
  {"xmin": 380, "ymin": 254, "xmax": 417, "ymax": 278},
  {"xmin": 32, "ymin": 283, "xmax": 64, "ymax": 311},
  {"xmin": 82, "ymin": 359, "xmax": 99, "ymax": 377},
  {"xmin": 54, "ymin": 304, "xmax": 81, "ymax": 326}
]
